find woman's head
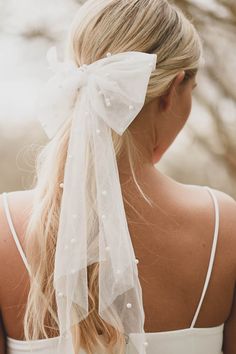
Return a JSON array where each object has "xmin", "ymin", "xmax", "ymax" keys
[
  {"xmin": 66, "ymin": 0, "xmax": 202, "ymax": 168},
  {"xmin": 24, "ymin": 1, "xmax": 203, "ymax": 354}
]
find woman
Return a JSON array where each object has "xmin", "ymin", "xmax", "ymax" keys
[{"xmin": 0, "ymin": 0, "xmax": 235, "ymax": 353}]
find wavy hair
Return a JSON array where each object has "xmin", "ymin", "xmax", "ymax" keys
[{"xmin": 23, "ymin": 1, "xmax": 203, "ymax": 353}]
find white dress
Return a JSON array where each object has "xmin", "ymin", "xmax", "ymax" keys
[{"xmin": 2, "ymin": 187, "xmax": 224, "ymax": 354}]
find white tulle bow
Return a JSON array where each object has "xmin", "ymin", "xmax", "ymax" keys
[{"xmin": 36, "ymin": 46, "xmax": 157, "ymax": 354}]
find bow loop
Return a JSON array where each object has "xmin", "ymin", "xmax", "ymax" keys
[
  {"xmin": 36, "ymin": 48, "xmax": 92, "ymax": 139},
  {"xmin": 88, "ymin": 51, "xmax": 157, "ymax": 134}
]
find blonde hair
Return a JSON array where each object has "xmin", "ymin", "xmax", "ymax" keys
[{"xmin": 24, "ymin": 1, "xmax": 203, "ymax": 353}]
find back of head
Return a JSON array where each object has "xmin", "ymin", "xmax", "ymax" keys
[
  {"xmin": 67, "ymin": 0, "xmax": 202, "ymax": 101},
  {"xmin": 24, "ymin": 1, "xmax": 203, "ymax": 354}
]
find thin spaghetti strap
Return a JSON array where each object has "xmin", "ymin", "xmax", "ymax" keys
[
  {"xmin": 190, "ymin": 186, "xmax": 220, "ymax": 328},
  {"xmin": 2, "ymin": 192, "xmax": 31, "ymax": 275}
]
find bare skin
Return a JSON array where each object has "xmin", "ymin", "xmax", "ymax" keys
[{"xmin": 0, "ymin": 72, "xmax": 235, "ymax": 353}]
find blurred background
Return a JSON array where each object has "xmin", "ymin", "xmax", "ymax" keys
[{"xmin": 0, "ymin": 0, "xmax": 235, "ymax": 197}]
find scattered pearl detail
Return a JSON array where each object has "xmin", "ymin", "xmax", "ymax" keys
[
  {"xmin": 59, "ymin": 182, "xmax": 64, "ymax": 189},
  {"xmin": 126, "ymin": 303, "xmax": 132, "ymax": 309},
  {"xmin": 129, "ymin": 105, "xmax": 134, "ymax": 110},
  {"xmin": 96, "ymin": 129, "xmax": 101, "ymax": 135},
  {"xmin": 70, "ymin": 238, "xmax": 76, "ymax": 244},
  {"xmin": 144, "ymin": 341, "xmax": 149, "ymax": 347},
  {"xmin": 135, "ymin": 258, "xmax": 139, "ymax": 264},
  {"xmin": 105, "ymin": 246, "xmax": 110, "ymax": 252},
  {"xmin": 102, "ymin": 190, "xmax": 107, "ymax": 196},
  {"xmin": 57, "ymin": 292, "xmax": 64, "ymax": 297},
  {"xmin": 106, "ymin": 52, "xmax": 112, "ymax": 57},
  {"xmin": 101, "ymin": 214, "xmax": 106, "ymax": 220}
]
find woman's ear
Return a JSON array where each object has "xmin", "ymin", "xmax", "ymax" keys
[{"xmin": 159, "ymin": 71, "xmax": 186, "ymax": 113}]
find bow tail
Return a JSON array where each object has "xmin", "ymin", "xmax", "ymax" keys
[{"xmin": 90, "ymin": 110, "xmax": 147, "ymax": 353}]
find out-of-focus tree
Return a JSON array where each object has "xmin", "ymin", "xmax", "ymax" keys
[
  {"xmin": 160, "ymin": 0, "xmax": 236, "ymax": 196},
  {"xmin": 0, "ymin": 0, "xmax": 235, "ymax": 197}
]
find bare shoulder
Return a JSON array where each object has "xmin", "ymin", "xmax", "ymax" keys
[
  {"xmin": 0, "ymin": 189, "xmax": 34, "ymax": 303},
  {"xmin": 0, "ymin": 189, "xmax": 35, "ymax": 216},
  {"xmin": 182, "ymin": 183, "xmax": 236, "ymax": 230},
  {"xmin": 0, "ymin": 189, "xmax": 34, "ymax": 241},
  {"xmin": 210, "ymin": 187, "xmax": 236, "ymax": 222},
  {"xmin": 208, "ymin": 187, "xmax": 236, "ymax": 252},
  {"xmin": 182, "ymin": 184, "xmax": 236, "ymax": 276}
]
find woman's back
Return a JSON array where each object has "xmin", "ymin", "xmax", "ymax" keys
[{"xmin": 0, "ymin": 174, "xmax": 236, "ymax": 353}]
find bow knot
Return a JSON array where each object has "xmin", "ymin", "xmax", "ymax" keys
[
  {"xmin": 76, "ymin": 64, "xmax": 90, "ymax": 88},
  {"xmin": 75, "ymin": 69, "xmax": 89, "ymax": 89},
  {"xmin": 80, "ymin": 64, "xmax": 89, "ymax": 71}
]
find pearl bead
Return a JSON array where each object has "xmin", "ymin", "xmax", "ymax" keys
[
  {"xmin": 59, "ymin": 182, "xmax": 64, "ymax": 188},
  {"xmin": 129, "ymin": 105, "xmax": 134, "ymax": 110},
  {"xmin": 106, "ymin": 52, "xmax": 112, "ymax": 57},
  {"xmin": 143, "ymin": 341, "xmax": 149, "ymax": 347},
  {"xmin": 96, "ymin": 129, "xmax": 101, "ymax": 134},
  {"xmin": 135, "ymin": 258, "xmax": 139, "ymax": 264},
  {"xmin": 105, "ymin": 246, "xmax": 110, "ymax": 252},
  {"xmin": 57, "ymin": 291, "xmax": 64, "ymax": 297},
  {"xmin": 126, "ymin": 303, "xmax": 132, "ymax": 309},
  {"xmin": 102, "ymin": 190, "xmax": 107, "ymax": 196},
  {"xmin": 64, "ymin": 245, "xmax": 69, "ymax": 250},
  {"xmin": 101, "ymin": 214, "xmax": 106, "ymax": 220},
  {"xmin": 71, "ymin": 269, "xmax": 76, "ymax": 274},
  {"xmin": 70, "ymin": 238, "xmax": 76, "ymax": 244},
  {"xmin": 116, "ymin": 269, "xmax": 121, "ymax": 275},
  {"xmin": 68, "ymin": 154, "xmax": 73, "ymax": 159}
]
